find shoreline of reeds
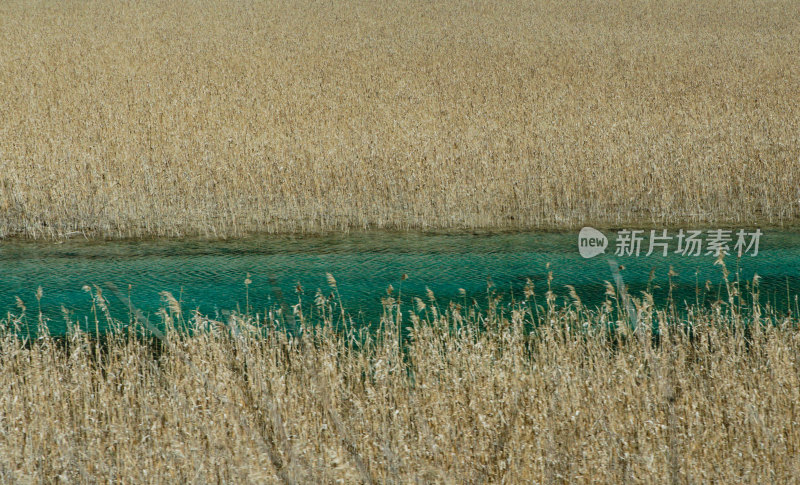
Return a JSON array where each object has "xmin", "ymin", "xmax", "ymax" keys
[
  {"xmin": 3, "ymin": 220, "xmax": 800, "ymax": 245},
  {"xmin": 1, "ymin": 270, "xmax": 799, "ymax": 482},
  {"xmin": 2, "ymin": 0, "xmax": 799, "ymax": 241}
]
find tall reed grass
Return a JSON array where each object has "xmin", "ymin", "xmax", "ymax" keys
[
  {"xmin": 1, "ymin": 271, "xmax": 798, "ymax": 482},
  {"xmin": 1, "ymin": 0, "xmax": 799, "ymax": 239}
]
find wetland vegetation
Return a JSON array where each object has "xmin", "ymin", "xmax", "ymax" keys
[{"xmin": 1, "ymin": 0, "xmax": 799, "ymax": 482}]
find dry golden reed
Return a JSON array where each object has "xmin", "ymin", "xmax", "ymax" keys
[
  {"xmin": 1, "ymin": 281, "xmax": 799, "ymax": 482},
  {"xmin": 1, "ymin": 0, "xmax": 799, "ymax": 239}
]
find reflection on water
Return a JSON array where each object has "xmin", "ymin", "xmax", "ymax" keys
[{"xmin": 1, "ymin": 230, "xmax": 799, "ymax": 334}]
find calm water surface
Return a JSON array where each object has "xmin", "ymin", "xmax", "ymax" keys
[{"xmin": 1, "ymin": 230, "xmax": 799, "ymax": 334}]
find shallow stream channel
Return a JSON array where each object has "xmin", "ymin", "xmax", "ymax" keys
[{"xmin": 1, "ymin": 229, "xmax": 799, "ymax": 335}]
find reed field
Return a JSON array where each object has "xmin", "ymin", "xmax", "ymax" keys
[
  {"xmin": 2, "ymin": 1, "xmax": 800, "ymax": 482},
  {"xmin": 0, "ymin": 273, "xmax": 798, "ymax": 482},
  {"xmin": 1, "ymin": 0, "xmax": 799, "ymax": 239}
]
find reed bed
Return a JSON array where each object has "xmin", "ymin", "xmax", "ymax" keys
[
  {"xmin": 1, "ymin": 272, "xmax": 798, "ymax": 483},
  {"xmin": 1, "ymin": 0, "xmax": 799, "ymax": 239}
]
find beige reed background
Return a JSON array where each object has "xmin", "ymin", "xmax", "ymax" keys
[
  {"xmin": 1, "ymin": 278, "xmax": 799, "ymax": 482},
  {"xmin": 1, "ymin": 0, "xmax": 799, "ymax": 238}
]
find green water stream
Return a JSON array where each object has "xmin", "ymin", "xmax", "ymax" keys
[{"xmin": 1, "ymin": 230, "xmax": 798, "ymax": 335}]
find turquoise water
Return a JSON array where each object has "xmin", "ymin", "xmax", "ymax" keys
[{"xmin": 1, "ymin": 230, "xmax": 799, "ymax": 334}]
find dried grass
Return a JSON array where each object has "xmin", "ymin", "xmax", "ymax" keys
[
  {"xmin": 0, "ymin": 278, "xmax": 798, "ymax": 482},
  {"xmin": 1, "ymin": 0, "xmax": 798, "ymax": 239}
]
